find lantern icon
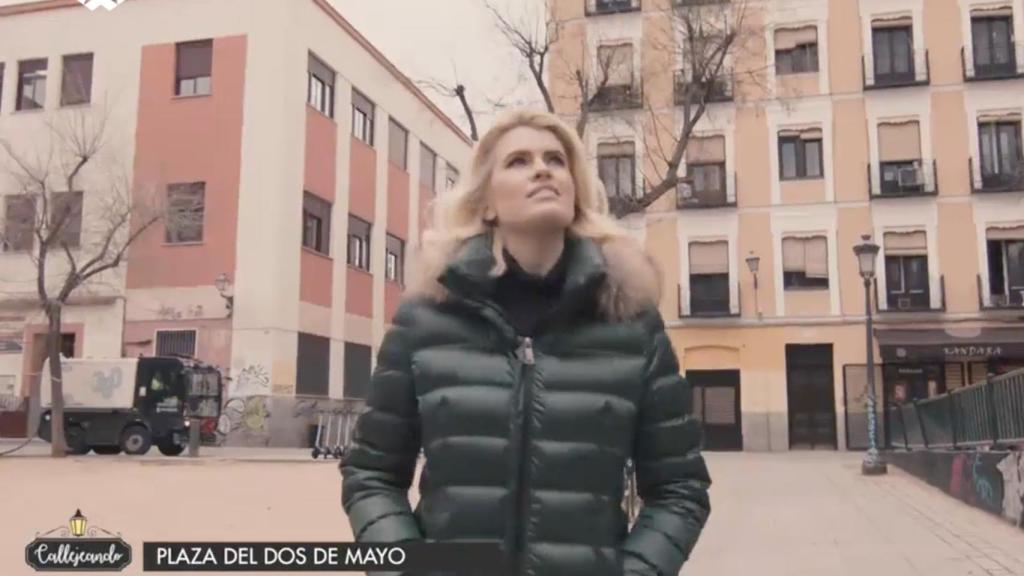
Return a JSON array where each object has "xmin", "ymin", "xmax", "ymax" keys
[{"xmin": 69, "ymin": 509, "xmax": 87, "ymax": 537}]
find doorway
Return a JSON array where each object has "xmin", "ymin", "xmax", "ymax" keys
[{"xmin": 786, "ymin": 344, "xmax": 837, "ymax": 449}]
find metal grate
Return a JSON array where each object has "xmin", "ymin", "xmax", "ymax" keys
[{"xmin": 155, "ymin": 330, "xmax": 197, "ymax": 358}]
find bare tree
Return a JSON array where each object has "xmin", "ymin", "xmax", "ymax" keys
[{"xmin": 0, "ymin": 105, "xmax": 163, "ymax": 457}]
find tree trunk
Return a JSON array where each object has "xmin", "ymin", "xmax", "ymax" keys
[{"xmin": 46, "ymin": 303, "xmax": 68, "ymax": 457}]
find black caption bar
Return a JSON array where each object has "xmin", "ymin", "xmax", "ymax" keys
[{"xmin": 143, "ymin": 542, "xmax": 504, "ymax": 573}]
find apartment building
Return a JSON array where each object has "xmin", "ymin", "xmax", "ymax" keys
[
  {"xmin": 553, "ymin": 0, "xmax": 1024, "ymax": 451},
  {"xmin": 0, "ymin": 0, "xmax": 470, "ymax": 445}
]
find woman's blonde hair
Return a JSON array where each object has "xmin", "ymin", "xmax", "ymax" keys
[{"xmin": 412, "ymin": 109, "xmax": 630, "ymax": 297}]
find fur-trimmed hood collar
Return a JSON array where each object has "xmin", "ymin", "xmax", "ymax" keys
[{"xmin": 412, "ymin": 231, "xmax": 662, "ymax": 322}]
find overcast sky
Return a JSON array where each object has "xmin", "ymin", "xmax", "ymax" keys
[{"xmin": 328, "ymin": 0, "xmax": 545, "ymax": 137}]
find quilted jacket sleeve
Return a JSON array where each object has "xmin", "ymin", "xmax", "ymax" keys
[
  {"xmin": 622, "ymin": 310, "xmax": 712, "ymax": 576},
  {"xmin": 340, "ymin": 300, "xmax": 424, "ymax": 544}
]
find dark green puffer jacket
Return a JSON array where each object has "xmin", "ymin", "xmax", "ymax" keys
[{"xmin": 341, "ymin": 231, "xmax": 711, "ymax": 576}]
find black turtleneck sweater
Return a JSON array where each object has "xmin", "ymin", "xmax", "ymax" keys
[{"xmin": 492, "ymin": 247, "xmax": 569, "ymax": 337}]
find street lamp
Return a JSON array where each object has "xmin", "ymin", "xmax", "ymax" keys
[
  {"xmin": 215, "ymin": 273, "xmax": 234, "ymax": 318},
  {"xmin": 69, "ymin": 509, "xmax": 87, "ymax": 537},
  {"xmin": 745, "ymin": 252, "xmax": 761, "ymax": 317},
  {"xmin": 853, "ymin": 235, "xmax": 887, "ymax": 476}
]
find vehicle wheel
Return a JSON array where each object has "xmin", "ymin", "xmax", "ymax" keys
[
  {"xmin": 120, "ymin": 425, "xmax": 152, "ymax": 456},
  {"xmin": 157, "ymin": 442, "xmax": 185, "ymax": 456},
  {"xmin": 93, "ymin": 445, "xmax": 122, "ymax": 455},
  {"xmin": 311, "ymin": 447, "xmax": 320, "ymax": 459},
  {"xmin": 65, "ymin": 425, "xmax": 90, "ymax": 455}
]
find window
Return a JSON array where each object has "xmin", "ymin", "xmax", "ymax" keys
[
  {"xmin": 872, "ymin": 23, "xmax": 914, "ymax": 83},
  {"xmin": 878, "ymin": 121, "xmax": 924, "ymax": 194},
  {"xmin": 445, "ymin": 163, "xmax": 460, "ymax": 191},
  {"xmin": 61, "ymin": 53, "xmax": 93, "ymax": 106},
  {"xmin": 775, "ymin": 27, "xmax": 818, "ymax": 74},
  {"xmin": 3, "ymin": 195, "xmax": 36, "ymax": 252},
  {"xmin": 782, "ymin": 236, "xmax": 829, "ymax": 289},
  {"xmin": 978, "ymin": 120, "xmax": 1022, "ymax": 187},
  {"xmin": 296, "ymin": 333, "xmax": 330, "ymax": 397},
  {"xmin": 388, "ymin": 119, "xmax": 408, "ymax": 170},
  {"xmin": 155, "ymin": 330, "xmax": 197, "ymax": 358},
  {"xmin": 688, "ymin": 241, "xmax": 730, "ymax": 315},
  {"xmin": 166, "ymin": 182, "xmax": 205, "ymax": 244},
  {"xmin": 302, "ymin": 192, "xmax": 332, "ymax": 255},
  {"xmin": 884, "ymin": 231, "xmax": 929, "ymax": 310},
  {"xmin": 972, "ymin": 14, "xmax": 1015, "ymax": 77},
  {"xmin": 420, "ymin": 145, "xmax": 437, "ymax": 190},
  {"xmin": 175, "ymin": 40, "xmax": 212, "ymax": 96},
  {"xmin": 779, "ymin": 130, "xmax": 823, "ymax": 179},
  {"xmin": 987, "ymin": 227, "xmax": 1024, "ymax": 306},
  {"xmin": 51, "ymin": 191, "xmax": 83, "ymax": 248},
  {"xmin": 681, "ymin": 136, "xmax": 727, "ymax": 206},
  {"xmin": 352, "ymin": 90, "xmax": 375, "ymax": 146},
  {"xmin": 17, "ymin": 59, "xmax": 47, "ymax": 111},
  {"xmin": 597, "ymin": 142, "xmax": 636, "ymax": 198},
  {"xmin": 347, "ymin": 215, "xmax": 371, "ymax": 271},
  {"xmin": 597, "ymin": 43, "xmax": 634, "ymax": 86},
  {"xmin": 343, "ymin": 342, "xmax": 372, "ymax": 399},
  {"xmin": 307, "ymin": 53, "xmax": 335, "ymax": 118},
  {"xmin": 385, "ymin": 234, "xmax": 404, "ymax": 284},
  {"xmin": 60, "ymin": 333, "xmax": 76, "ymax": 358}
]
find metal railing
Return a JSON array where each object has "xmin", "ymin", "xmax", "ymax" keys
[
  {"xmin": 961, "ymin": 43, "xmax": 1024, "ymax": 81},
  {"xmin": 585, "ymin": 0, "xmax": 641, "ymax": 17},
  {"xmin": 977, "ymin": 274, "xmax": 1024, "ymax": 310},
  {"xmin": 863, "ymin": 49, "xmax": 930, "ymax": 89},
  {"xmin": 867, "ymin": 160, "xmax": 938, "ymax": 198},
  {"xmin": 969, "ymin": 157, "xmax": 1024, "ymax": 194},
  {"xmin": 887, "ymin": 368, "xmax": 1024, "ymax": 450},
  {"xmin": 678, "ymin": 283, "xmax": 740, "ymax": 319},
  {"xmin": 674, "ymin": 71, "xmax": 734, "ymax": 104},
  {"xmin": 677, "ymin": 169, "xmax": 737, "ymax": 209},
  {"xmin": 873, "ymin": 274, "xmax": 946, "ymax": 313},
  {"xmin": 590, "ymin": 82, "xmax": 644, "ymax": 112},
  {"xmin": 676, "ymin": 0, "xmax": 729, "ymax": 6}
]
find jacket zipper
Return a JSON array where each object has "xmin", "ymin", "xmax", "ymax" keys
[{"xmin": 512, "ymin": 336, "xmax": 535, "ymax": 574}]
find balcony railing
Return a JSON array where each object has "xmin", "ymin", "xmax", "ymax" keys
[
  {"xmin": 585, "ymin": 0, "xmax": 641, "ymax": 16},
  {"xmin": 867, "ymin": 160, "xmax": 938, "ymax": 198},
  {"xmin": 977, "ymin": 274, "xmax": 1024, "ymax": 310},
  {"xmin": 961, "ymin": 43, "xmax": 1024, "ymax": 81},
  {"xmin": 673, "ymin": 71, "xmax": 734, "ymax": 104},
  {"xmin": 863, "ymin": 50, "xmax": 930, "ymax": 89},
  {"xmin": 676, "ymin": 169, "xmax": 737, "ymax": 209},
  {"xmin": 678, "ymin": 283, "xmax": 740, "ymax": 318},
  {"xmin": 590, "ymin": 82, "xmax": 643, "ymax": 112},
  {"xmin": 873, "ymin": 275, "xmax": 945, "ymax": 313},
  {"xmin": 968, "ymin": 157, "xmax": 1024, "ymax": 193}
]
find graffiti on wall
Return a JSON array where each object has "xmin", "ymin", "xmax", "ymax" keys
[
  {"xmin": 892, "ymin": 450, "xmax": 1024, "ymax": 530},
  {"xmin": 232, "ymin": 365, "xmax": 270, "ymax": 396},
  {"xmin": 214, "ymin": 396, "xmax": 271, "ymax": 446},
  {"xmin": 0, "ymin": 394, "xmax": 24, "ymax": 412}
]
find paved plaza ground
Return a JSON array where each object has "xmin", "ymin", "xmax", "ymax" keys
[{"xmin": 1, "ymin": 440, "xmax": 1021, "ymax": 575}]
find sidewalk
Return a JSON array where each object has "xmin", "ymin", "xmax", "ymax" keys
[{"xmin": 0, "ymin": 437, "xmax": 328, "ymax": 463}]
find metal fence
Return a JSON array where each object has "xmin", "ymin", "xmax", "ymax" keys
[{"xmin": 888, "ymin": 368, "xmax": 1024, "ymax": 450}]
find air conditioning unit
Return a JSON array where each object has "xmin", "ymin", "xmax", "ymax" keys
[
  {"xmin": 897, "ymin": 296, "xmax": 913, "ymax": 310},
  {"xmin": 991, "ymin": 293, "xmax": 1010, "ymax": 308},
  {"xmin": 897, "ymin": 165, "xmax": 924, "ymax": 189}
]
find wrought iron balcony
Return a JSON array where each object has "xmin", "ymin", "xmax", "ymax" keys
[
  {"xmin": 678, "ymin": 283, "xmax": 740, "ymax": 318},
  {"xmin": 969, "ymin": 157, "xmax": 1024, "ymax": 193},
  {"xmin": 675, "ymin": 0, "xmax": 730, "ymax": 7},
  {"xmin": 674, "ymin": 71, "xmax": 734, "ymax": 105},
  {"xmin": 867, "ymin": 160, "xmax": 938, "ymax": 198},
  {"xmin": 961, "ymin": 43, "xmax": 1024, "ymax": 81},
  {"xmin": 978, "ymin": 275, "xmax": 1024, "ymax": 310},
  {"xmin": 590, "ymin": 82, "xmax": 643, "ymax": 112},
  {"xmin": 585, "ymin": 0, "xmax": 641, "ymax": 16},
  {"xmin": 676, "ymin": 168, "xmax": 737, "ymax": 209},
  {"xmin": 873, "ymin": 275, "xmax": 946, "ymax": 313},
  {"xmin": 863, "ymin": 50, "xmax": 930, "ymax": 89}
]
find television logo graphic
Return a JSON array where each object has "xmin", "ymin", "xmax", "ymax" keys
[{"xmin": 78, "ymin": 0, "xmax": 126, "ymax": 11}]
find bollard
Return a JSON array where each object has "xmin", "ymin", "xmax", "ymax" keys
[{"xmin": 188, "ymin": 419, "xmax": 201, "ymax": 457}]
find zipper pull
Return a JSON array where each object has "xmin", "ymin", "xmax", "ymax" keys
[{"xmin": 518, "ymin": 337, "xmax": 535, "ymax": 365}]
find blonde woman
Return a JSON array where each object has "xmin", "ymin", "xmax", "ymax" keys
[{"xmin": 341, "ymin": 110, "xmax": 710, "ymax": 576}]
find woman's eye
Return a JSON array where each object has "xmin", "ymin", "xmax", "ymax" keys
[
  {"xmin": 508, "ymin": 156, "xmax": 527, "ymax": 167},
  {"xmin": 548, "ymin": 155, "xmax": 566, "ymax": 166}
]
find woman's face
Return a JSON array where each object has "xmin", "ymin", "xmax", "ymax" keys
[{"xmin": 486, "ymin": 125, "xmax": 576, "ymax": 233}]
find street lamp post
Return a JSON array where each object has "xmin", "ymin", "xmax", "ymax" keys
[
  {"xmin": 745, "ymin": 252, "xmax": 761, "ymax": 318},
  {"xmin": 853, "ymin": 235, "xmax": 887, "ymax": 476}
]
